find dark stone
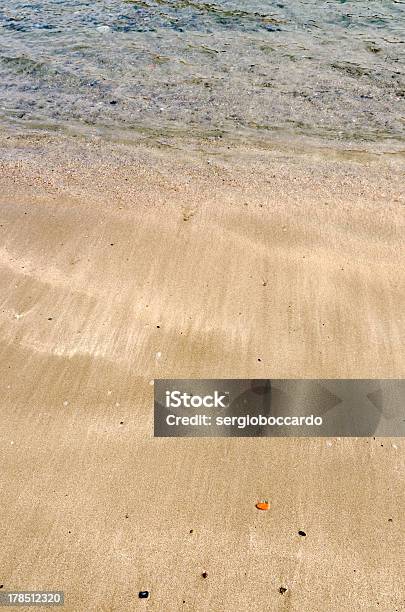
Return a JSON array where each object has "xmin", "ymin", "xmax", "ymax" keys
[
  {"xmin": 279, "ymin": 587, "xmax": 287, "ymax": 594},
  {"xmin": 202, "ymin": 572, "xmax": 208, "ymax": 579},
  {"xmin": 138, "ymin": 591, "xmax": 149, "ymax": 599},
  {"xmin": 298, "ymin": 530, "xmax": 306, "ymax": 537}
]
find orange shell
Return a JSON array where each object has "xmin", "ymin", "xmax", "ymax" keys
[{"xmin": 256, "ymin": 501, "xmax": 269, "ymax": 511}]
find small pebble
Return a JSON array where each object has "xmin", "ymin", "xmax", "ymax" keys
[
  {"xmin": 279, "ymin": 587, "xmax": 287, "ymax": 594},
  {"xmin": 138, "ymin": 591, "xmax": 149, "ymax": 599},
  {"xmin": 298, "ymin": 530, "xmax": 306, "ymax": 537}
]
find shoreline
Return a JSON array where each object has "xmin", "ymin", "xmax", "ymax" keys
[
  {"xmin": 3, "ymin": 122, "xmax": 405, "ymax": 158},
  {"xmin": 0, "ymin": 129, "xmax": 404, "ymax": 376}
]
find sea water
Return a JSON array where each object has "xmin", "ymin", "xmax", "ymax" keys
[{"xmin": 0, "ymin": 0, "xmax": 404, "ymax": 146}]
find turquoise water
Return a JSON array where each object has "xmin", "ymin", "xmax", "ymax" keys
[{"xmin": 0, "ymin": 0, "xmax": 404, "ymax": 145}]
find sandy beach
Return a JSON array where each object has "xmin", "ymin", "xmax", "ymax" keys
[{"xmin": 0, "ymin": 129, "xmax": 404, "ymax": 610}]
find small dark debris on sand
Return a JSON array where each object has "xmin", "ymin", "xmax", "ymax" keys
[
  {"xmin": 279, "ymin": 586, "xmax": 287, "ymax": 594},
  {"xmin": 202, "ymin": 572, "xmax": 208, "ymax": 579},
  {"xmin": 298, "ymin": 530, "xmax": 306, "ymax": 537},
  {"xmin": 138, "ymin": 591, "xmax": 149, "ymax": 599}
]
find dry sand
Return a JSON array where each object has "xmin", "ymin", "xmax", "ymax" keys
[{"xmin": 0, "ymin": 130, "xmax": 404, "ymax": 611}]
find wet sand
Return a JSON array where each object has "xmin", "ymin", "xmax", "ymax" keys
[{"xmin": 0, "ymin": 131, "xmax": 404, "ymax": 611}]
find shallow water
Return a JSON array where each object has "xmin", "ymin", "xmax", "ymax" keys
[{"xmin": 0, "ymin": 0, "xmax": 404, "ymax": 146}]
